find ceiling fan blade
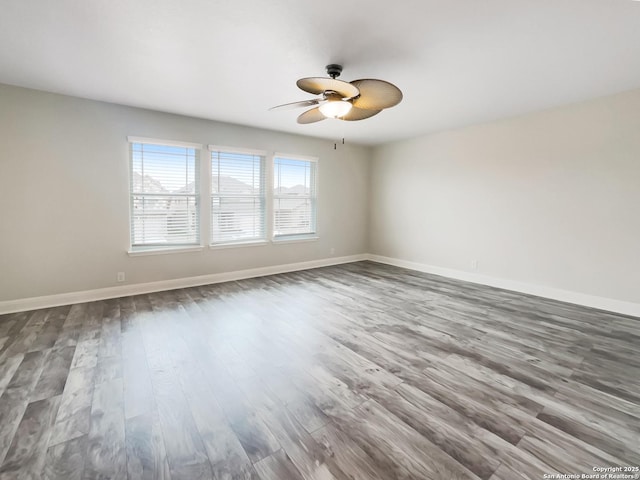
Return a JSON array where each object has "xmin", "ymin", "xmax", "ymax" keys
[
  {"xmin": 350, "ymin": 79, "xmax": 403, "ymax": 110},
  {"xmin": 297, "ymin": 77, "xmax": 360, "ymax": 99},
  {"xmin": 297, "ymin": 107, "xmax": 326, "ymax": 124},
  {"xmin": 269, "ymin": 99, "xmax": 321, "ymax": 111},
  {"xmin": 340, "ymin": 106, "xmax": 382, "ymax": 121}
]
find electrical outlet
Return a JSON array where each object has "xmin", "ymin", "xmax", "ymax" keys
[
  {"xmin": 117, "ymin": 272, "xmax": 125, "ymax": 282},
  {"xmin": 470, "ymin": 260, "xmax": 478, "ymax": 270},
  {"xmin": 330, "ymin": 247, "xmax": 335, "ymax": 255}
]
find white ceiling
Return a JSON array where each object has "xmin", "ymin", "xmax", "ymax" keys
[{"xmin": 1, "ymin": 0, "xmax": 639, "ymax": 145}]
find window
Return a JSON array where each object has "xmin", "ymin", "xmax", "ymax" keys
[
  {"xmin": 210, "ymin": 147, "xmax": 266, "ymax": 245},
  {"xmin": 127, "ymin": 138, "xmax": 318, "ymax": 253},
  {"xmin": 129, "ymin": 137, "xmax": 201, "ymax": 250},
  {"xmin": 273, "ymin": 155, "xmax": 317, "ymax": 239}
]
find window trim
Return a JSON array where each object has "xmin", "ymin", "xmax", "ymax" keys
[
  {"xmin": 273, "ymin": 152, "xmax": 318, "ymax": 163},
  {"xmin": 128, "ymin": 137, "xmax": 203, "ymax": 252},
  {"xmin": 128, "ymin": 136, "xmax": 203, "ymax": 150},
  {"xmin": 272, "ymin": 235, "xmax": 319, "ymax": 245},
  {"xmin": 208, "ymin": 240, "xmax": 269, "ymax": 250},
  {"xmin": 208, "ymin": 145, "xmax": 267, "ymax": 156},
  {"xmin": 127, "ymin": 245, "xmax": 204, "ymax": 257}
]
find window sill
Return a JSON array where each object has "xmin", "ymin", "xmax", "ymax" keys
[
  {"xmin": 128, "ymin": 246, "xmax": 204, "ymax": 257},
  {"xmin": 272, "ymin": 235, "xmax": 319, "ymax": 245},
  {"xmin": 209, "ymin": 240, "xmax": 268, "ymax": 250}
]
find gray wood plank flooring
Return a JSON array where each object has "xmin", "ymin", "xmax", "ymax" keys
[{"xmin": 0, "ymin": 261, "xmax": 638, "ymax": 479}]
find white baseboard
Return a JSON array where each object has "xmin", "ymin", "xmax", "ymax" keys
[
  {"xmin": 4, "ymin": 253, "xmax": 638, "ymax": 318},
  {"xmin": 0, "ymin": 254, "xmax": 368, "ymax": 314},
  {"xmin": 366, "ymin": 254, "xmax": 640, "ymax": 318}
]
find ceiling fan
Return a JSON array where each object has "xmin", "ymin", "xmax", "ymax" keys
[{"xmin": 269, "ymin": 64, "xmax": 402, "ymax": 124}]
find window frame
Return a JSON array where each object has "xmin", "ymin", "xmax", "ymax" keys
[
  {"xmin": 272, "ymin": 153, "xmax": 319, "ymax": 243},
  {"xmin": 208, "ymin": 145, "xmax": 268, "ymax": 247},
  {"xmin": 127, "ymin": 136, "xmax": 203, "ymax": 254},
  {"xmin": 126, "ymin": 138, "xmax": 320, "ymax": 254}
]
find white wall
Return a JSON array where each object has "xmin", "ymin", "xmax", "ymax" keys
[
  {"xmin": 0, "ymin": 84, "xmax": 371, "ymax": 302},
  {"xmin": 370, "ymin": 88, "xmax": 640, "ymax": 305}
]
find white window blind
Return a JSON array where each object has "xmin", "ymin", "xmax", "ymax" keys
[
  {"xmin": 210, "ymin": 148, "xmax": 266, "ymax": 244},
  {"xmin": 130, "ymin": 140, "xmax": 200, "ymax": 249},
  {"xmin": 273, "ymin": 156, "xmax": 317, "ymax": 238}
]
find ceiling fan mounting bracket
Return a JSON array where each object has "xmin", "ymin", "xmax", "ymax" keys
[{"xmin": 325, "ymin": 64, "xmax": 343, "ymax": 79}]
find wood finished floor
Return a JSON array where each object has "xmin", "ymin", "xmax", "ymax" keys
[{"xmin": 0, "ymin": 261, "xmax": 639, "ymax": 480}]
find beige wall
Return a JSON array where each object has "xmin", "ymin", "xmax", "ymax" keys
[
  {"xmin": 370, "ymin": 88, "xmax": 640, "ymax": 304},
  {"xmin": 3, "ymin": 83, "xmax": 639, "ymax": 307},
  {"xmin": 0, "ymin": 84, "xmax": 371, "ymax": 301}
]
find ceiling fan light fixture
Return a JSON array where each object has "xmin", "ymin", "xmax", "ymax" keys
[{"xmin": 319, "ymin": 100, "xmax": 352, "ymax": 118}]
